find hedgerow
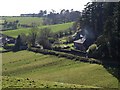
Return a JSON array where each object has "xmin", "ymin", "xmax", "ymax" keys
[{"xmin": 28, "ymin": 47, "xmax": 101, "ymax": 64}]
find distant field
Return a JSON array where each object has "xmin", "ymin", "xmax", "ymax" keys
[
  {"xmin": 2, "ymin": 16, "xmax": 43, "ymax": 26},
  {"xmin": 2, "ymin": 22, "xmax": 73, "ymax": 38},
  {"xmin": 2, "ymin": 50, "xmax": 118, "ymax": 88}
]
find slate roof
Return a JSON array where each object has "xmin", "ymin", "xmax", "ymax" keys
[{"xmin": 74, "ymin": 37, "xmax": 86, "ymax": 44}]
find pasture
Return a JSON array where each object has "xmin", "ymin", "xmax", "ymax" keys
[
  {"xmin": 2, "ymin": 16, "xmax": 43, "ymax": 26},
  {"xmin": 2, "ymin": 22, "xmax": 73, "ymax": 38},
  {"xmin": 2, "ymin": 50, "xmax": 119, "ymax": 88}
]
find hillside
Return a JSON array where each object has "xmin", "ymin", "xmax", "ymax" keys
[
  {"xmin": 2, "ymin": 76, "xmax": 99, "ymax": 88},
  {"xmin": 2, "ymin": 22, "xmax": 73, "ymax": 38},
  {"xmin": 2, "ymin": 50, "xmax": 118, "ymax": 88},
  {"xmin": 2, "ymin": 16, "xmax": 43, "ymax": 26}
]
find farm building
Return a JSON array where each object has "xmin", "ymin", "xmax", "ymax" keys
[
  {"xmin": 73, "ymin": 29, "xmax": 95, "ymax": 51},
  {"xmin": 74, "ymin": 36, "xmax": 86, "ymax": 51}
]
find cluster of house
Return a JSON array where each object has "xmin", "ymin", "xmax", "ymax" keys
[{"xmin": 0, "ymin": 29, "xmax": 93, "ymax": 52}]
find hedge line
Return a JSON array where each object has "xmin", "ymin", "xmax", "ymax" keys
[
  {"xmin": 53, "ymin": 48, "xmax": 86, "ymax": 57},
  {"xmin": 28, "ymin": 47, "xmax": 102, "ymax": 64}
]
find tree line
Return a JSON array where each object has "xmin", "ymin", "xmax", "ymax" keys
[
  {"xmin": 21, "ymin": 9, "xmax": 81, "ymax": 25},
  {"xmin": 2, "ymin": 20, "xmax": 19, "ymax": 30},
  {"xmin": 78, "ymin": 2, "xmax": 120, "ymax": 61}
]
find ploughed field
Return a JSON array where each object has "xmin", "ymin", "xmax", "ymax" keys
[{"xmin": 2, "ymin": 50, "xmax": 118, "ymax": 88}]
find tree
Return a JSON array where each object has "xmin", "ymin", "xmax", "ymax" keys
[
  {"xmin": 77, "ymin": 2, "xmax": 120, "ymax": 61},
  {"xmin": 27, "ymin": 27, "xmax": 38, "ymax": 47},
  {"xmin": 37, "ymin": 28, "xmax": 52, "ymax": 49},
  {"xmin": 20, "ymin": 33, "xmax": 27, "ymax": 46},
  {"xmin": 14, "ymin": 35, "xmax": 22, "ymax": 51},
  {"xmin": 38, "ymin": 10, "xmax": 44, "ymax": 17}
]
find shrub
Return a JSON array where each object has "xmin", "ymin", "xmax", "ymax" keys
[
  {"xmin": 66, "ymin": 36, "xmax": 74, "ymax": 43},
  {"xmin": 86, "ymin": 44, "xmax": 99, "ymax": 58},
  {"xmin": 87, "ymin": 44, "xmax": 97, "ymax": 53}
]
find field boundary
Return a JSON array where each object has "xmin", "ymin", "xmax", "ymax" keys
[{"xmin": 28, "ymin": 47, "xmax": 102, "ymax": 65}]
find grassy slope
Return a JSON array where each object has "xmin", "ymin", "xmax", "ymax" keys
[
  {"xmin": 2, "ymin": 22, "xmax": 73, "ymax": 38},
  {"xmin": 2, "ymin": 50, "xmax": 118, "ymax": 88},
  {"xmin": 2, "ymin": 76, "xmax": 99, "ymax": 88},
  {"xmin": 2, "ymin": 17, "xmax": 43, "ymax": 26}
]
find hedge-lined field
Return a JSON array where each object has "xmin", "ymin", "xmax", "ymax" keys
[
  {"xmin": 2, "ymin": 22, "xmax": 73, "ymax": 38},
  {"xmin": 2, "ymin": 17, "xmax": 43, "ymax": 26},
  {"xmin": 2, "ymin": 50, "xmax": 118, "ymax": 88}
]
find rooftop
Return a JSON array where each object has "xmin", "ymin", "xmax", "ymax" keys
[{"xmin": 74, "ymin": 37, "xmax": 86, "ymax": 44}]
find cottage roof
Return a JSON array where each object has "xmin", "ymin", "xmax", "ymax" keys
[{"xmin": 74, "ymin": 37, "xmax": 86, "ymax": 44}]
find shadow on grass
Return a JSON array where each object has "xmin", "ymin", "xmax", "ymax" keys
[{"xmin": 102, "ymin": 62, "xmax": 120, "ymax": 84}]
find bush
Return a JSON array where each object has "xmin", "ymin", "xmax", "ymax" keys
[
  {"xmin": 87, "ymin": 44, "xmax": 97, "ymax": 51},
  {"xmin": 86, "ymin": 44, "xmax": 97, "ymax": 54},
  {"xmin": 66, "ymin": 36, "xmax": 74, "ymax": 43}
]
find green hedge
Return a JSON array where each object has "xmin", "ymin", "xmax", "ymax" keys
[{"xmin": 28, "ymin": 47, "xmax": 101, "ymax": 64}]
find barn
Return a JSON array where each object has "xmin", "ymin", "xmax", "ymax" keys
[{"xmin": 74, "ymin": 37, "xmax": 86, "ymax": 51}]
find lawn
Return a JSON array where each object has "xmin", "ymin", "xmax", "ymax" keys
[
  {"xmin": 2, "ymin": 22, "xmax": 73, "ymax": 38},
  {"xmin": 2, "ymin": 50, "xmax": 119, "ymax": 88},
  {"xmin": 40, "ymin": 22, "xmax": 73, "ymax": 33}
]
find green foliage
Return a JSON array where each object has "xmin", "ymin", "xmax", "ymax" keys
[
  {"xmin": 2, "ymin": 20, "xmax": 19, "ymax": 30},
  {"xmin": 37, "ymin": 28, "xmax": 52, "ymax": 49},
  {"xmin": 42, "ymin": 9, "xmax": 81, "ymax": 24},
  {"xmin": 66, "ymin": 36, "xmax": 74, "ymax": 43},
  {"xmin": 27, "ymin": 27, "xmax": 38, "ymax": 46},
  {"xmin": 19, "ymin": 33, "xmax": 28, "ymax": 46},
  {"xmin": 95, "ymin": 3, "xmax": 120, "ymax": 59},
  {"xmin": 79, "ymin": 2, "xmax": 120, "ymax": 60},
  {"xmin": 87, "ymin": 44, "xmax": 97, "ymax": 54},
  {"xmin": 29, "ymin": 47, "xmax": 101, "ymax": 64},
  {"xmin": 14, "ymin": 35, "xmax": 22, "ymax": 51},
  {"xmin": 86, "ymin": 44, "xmax": 99, "ymax": 58}
]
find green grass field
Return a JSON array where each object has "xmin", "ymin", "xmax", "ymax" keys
[
  {"xmin": 2, "ymin": 50, "xmax": 119, "ymax": 88},
  {"xmin": 2, "ymin": 76, "xmax": 99, "ymax": 88},
  {"xmin": 2, "ymin": 16, "xmax": 43, "ymax": 26},
  {"xmin": 2, "ymin": 22, "xmax": 73, "ymax": 38}
]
